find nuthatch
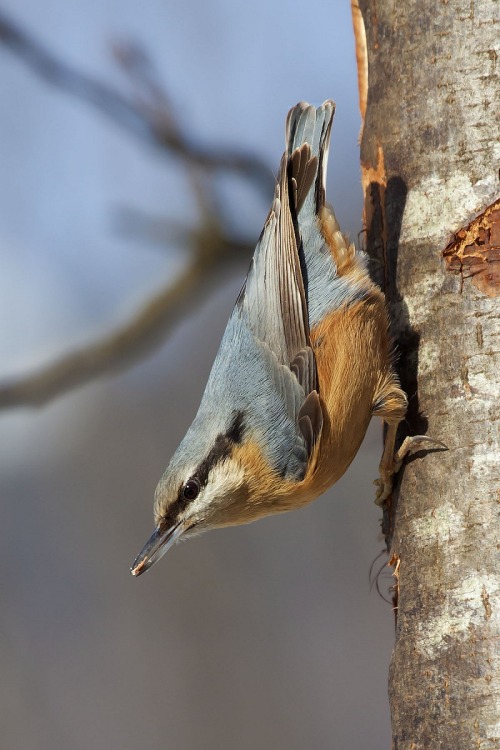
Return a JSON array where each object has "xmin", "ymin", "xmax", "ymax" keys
[{"xmin": 131, "ymin": 100, "xmax": 443, "ymax": 576}]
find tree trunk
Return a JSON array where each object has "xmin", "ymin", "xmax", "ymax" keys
[{"xmin": 353, "ymin": 0, "xmax": 500, "ymax": 747}]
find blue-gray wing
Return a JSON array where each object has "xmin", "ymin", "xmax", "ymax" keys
[{"xmin": 234, "ymin": 149, "xmax": 324, "ymax": 478}]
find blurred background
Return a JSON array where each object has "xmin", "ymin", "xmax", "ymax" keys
[{"xmin": 0, "ymin": 1, "xmax": 394, "ymax": 748}]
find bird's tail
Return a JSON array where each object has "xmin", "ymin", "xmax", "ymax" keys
[
  {"xmin": 285, "ymin": 100, "xmax": 335, "ymax": 219},
  {"xmin": 283, "ymin": 101, "xmax": 371, "ymax": 328}
]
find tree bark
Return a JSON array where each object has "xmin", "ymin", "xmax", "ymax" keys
[{"xmin": 354, "ymin": 0, "xmax": 500, "ymax": 747}]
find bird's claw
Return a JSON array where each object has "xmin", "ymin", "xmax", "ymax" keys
[{"xmin": 375, "ymin": 435, "xmax": 448, "ymax": 506}]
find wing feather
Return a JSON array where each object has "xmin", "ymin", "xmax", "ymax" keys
[{"xmin": 240, "ymin": 147, "xmax": 323, "ymax": 473}]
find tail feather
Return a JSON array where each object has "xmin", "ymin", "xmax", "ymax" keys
[
  {"xmin": 289, "ymin": 144, "xmax": 317, "ymax": 214},
  {"xmin": 283, "ymin": 101, "xmax": 371, "ymax": 328},
  {"xmin": 285, "ymin": 100, "xmax": 335, "ymax": 215}
]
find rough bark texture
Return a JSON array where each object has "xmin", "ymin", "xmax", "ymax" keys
[{"xmin": 356, "ymin": 1, "xmax": 500, "ymax": 748}]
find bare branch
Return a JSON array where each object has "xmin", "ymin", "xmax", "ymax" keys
[
  {"xmin": 0, "ymin": 234, "xmax": 252, "ymax": 410},
  {"xmin": 0, "ymin": 10, "xmax": 270, "ymax": 409},
  {"xmin": 0, "ymin": 9, "xmax": 272, "ymax": 191}
]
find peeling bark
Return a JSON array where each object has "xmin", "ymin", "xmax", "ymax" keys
[
  {"xmin": 443, "ymin": 199, "xmax": 500, "ymax": 297},
  {"xmin": 355, "ymin": 1, "xmax": 500, "ymax": 747}
]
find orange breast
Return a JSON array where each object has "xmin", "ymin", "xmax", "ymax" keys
[{"xmin": 297, "ymin": 291, "xmax": 393, "ymax": 501}]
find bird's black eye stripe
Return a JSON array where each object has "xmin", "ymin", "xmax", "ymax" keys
[
  {"xmin": 178, "ymin": 413, "xmax": 246, "ymax": 507},
  {"xmin": 183, "ymin": 478, "xmax": 200, "ymax": 502},
  {"xmin": 226, "ymin": 410, "xmax": 245, "ymax": 444}
]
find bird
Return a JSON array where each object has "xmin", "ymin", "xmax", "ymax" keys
[{"xmin": 131, "ymin": 100, "xmax": 443, "ymax": 577}]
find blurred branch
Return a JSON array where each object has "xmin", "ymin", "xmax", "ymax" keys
[
  {"xmin": 0, "ymin": 232, "xmax": 252, "ymax": 409},
  {"xmin": 0, "ymin": 9, "xmax": 271, "ymax": 191},
  {"xmin": 0, "ymin": 9, "xmax": 269, "ymax": 409}
]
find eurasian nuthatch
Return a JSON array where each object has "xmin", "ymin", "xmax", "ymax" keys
[{"xmin": 131, "ymin": 100, "xmax": 443, "ymax": 576}]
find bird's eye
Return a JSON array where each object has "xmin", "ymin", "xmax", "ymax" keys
[{"xmin": 183, "ymin": 479, "xmax": 200, "ymax": 501}]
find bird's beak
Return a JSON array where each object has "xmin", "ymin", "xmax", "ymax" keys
[{"xmin": 130, "ymin": 521, "xmax": 186, "ymax": 577}]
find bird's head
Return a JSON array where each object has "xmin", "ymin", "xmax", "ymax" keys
[{"xmin": 130, "ymin": 410, "xmax": 283, "ymax": 576}]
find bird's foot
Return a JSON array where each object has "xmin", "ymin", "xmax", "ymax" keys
[{"xmin": 374, "ymin": 435, "xmax": 448, "ymax": 506}]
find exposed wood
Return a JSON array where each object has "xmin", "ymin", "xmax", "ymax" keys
[
  {"xmin": 443, "ymin": 198, "xmax": 500, "ymax": 298},
  {"xmin": 350, "ymin": 0, "xmax": 368, "ymax": 128}
]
